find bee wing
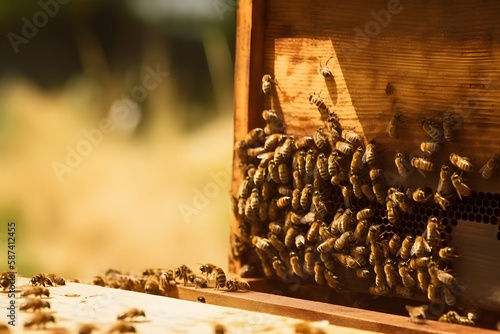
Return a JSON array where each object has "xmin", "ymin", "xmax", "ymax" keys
[
  {"xmin": 452, "ymin": 182, "xmax": 463, "ymax": 201},
  {"xmin": 361, "ymin": 149, "xmax": 369, "ymax": 164},
  {"xmin": 436, "ymin": 178, "xmax": 443, "ymax": 194},
  {"xmin": 410, "ymin": 240, "xmax": 419, "ymax": 257},
  {"xmin": 422, "ymin": 238, "xmax": 431, "ymax": 253},
  {"xmin": 402, "ymin": 158, "xmax": 414, "ymax": 179},
  {"xmin": 478, "ymin": 162, "xmax": 488, "ymax": 175},
  {"xmin": 416, "ymin": 168, "xmax": 427, "ymax": 178}
]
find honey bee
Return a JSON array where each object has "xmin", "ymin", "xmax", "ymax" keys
[
  {"xmin": 386, "ymin": 200, "xmax": 399, "ymax": 226},
  {"xmin": 373, "ymin": 263, "xmax": 386, "ymax": 286},
  {"xmin": 213, "ymin": 267, "xmax": 227, "ymax": 290},
  {"xmin": 262, "ymin": 109, "xmax": 279, "ymax": 123},
  {"xmin": 316, "ymin": 154, "xmax": 330, "ymax": 181},
  {"xmin": 334, "ymin": 231, "xmax": 352, "ymax": 251},
  {"xmin": 442, "ymin": 285, "xmax": 457, "ymax": 306},
  {"xmin": 350, "ymin": 147, "xmax": 364, "ymax": 174},
  {"xmin": 225, "ymin": 278, "xmax": 250, "ymax": 291},
  {"xmin": 313, "ymin": 128, "xmax": 329, "ymax": 152},
  {"xmin": 341, "ymin": 186, "xmax": 352, "ymax": 208},
  {"xmin": 309, "ymin": 92, "xmax": 329, "ymax": 118},
  {"xmin": 19, "ymin": 298, "xmax": 50, "ymax": 312},
  {"xmin": 300, "ymin": 184, "xmax": 313, "ymax": 210},
  {"xmin": 317, "ymin": 236, "xmax": 337, "ymax": 253},
  {"xmin": 416, "ymin": 268, "xmax": 429, "ymax": 293},
  {"xmin": 295, "ymin": 151, "xmax": 307, "ymax": 176},
  {"xmin": 442, "ymin": 112, "xmax": 457, "ymax": 142},
  {"xmin": 362, "ymin": 141, "xmax": 377, "ymax": 168},
  {"xmin": 278, "ymin": 163, "xmax": 291, "ymax": 184},
  {"xmin": 398, "ymin": 262, "xmax": 415, "ymax": 288},
  {"xmin": 339, "ymin": 208, "xmax": 355, "ymax": 233},
  {"xmin": 479, "ymin": 155, "xmax": 499, "ymax": 180},
  {"xmin": 405, "ymin": 305, "xmax": 428, "ymax": 324},
  {"xmin": 388, "ymin": 234, "xmax": 402, "ymax": 256},
  {"xmin": 411, "ymin": 157, "xmax": 435, "ymax": 177},
  {"xmin": 312, "ymin": 191, "xmax": 328, "ymax": 219},
  {"xmin": 293, "ymin": 170, "xmax": 305, "ymax": 191},
  {"xmin": 350, "ymin": 246, "xmax": 367, "ymax": 266},
  {"xmin": 21, "ymin": 286, "xmax": 50, "ymax": 298},
  {"xmin": 267, "ymin": 160, "xmax": 281, "ymax": 184},
  {"xmin": 235, "ymin": 140, "xmax": 248, "ymax": 162},
  {"xmin": 427, "ymin": 283, "xmax": 439, "ymax": 302},
  {"xmin": 117, "ymin": 308, "xmax": 146, "ymax": 321},
  {"xmin": 261, "ymin": 74, "xmax": 276, "ymax": 95},
  {"xmin": 276, "ymin": 196, "xmax": 292, "ymax": 209},
  {"xmin": 268, "ymin": 233, "xmax": 287, "ymax": 252},
  {"xmin": 366, "ymin": 225, "xmax": 381, "ymax": 245},
  {"xmin": 349, "ymin": 173, "xmax": 363, "ymax": 199},
  {"xmin": 424, "ymin": 218, "xmax": 442, "ymax": 246},
  {"xmin": 331, "ymin": 170, "xmax": 348, "ymax": 186},
  {"xmin": 438, "ymin": 247, "xmax": 459, "ymax": 261},
  {"xmin": 245, "ymin": 128, "xmax": 265, "ymax": 147},
  {"xmin": 305, "ymin": 150, "xmax": 316, "ymax": 175},
  {"xmin": 295, "ymin": 322, "xmax": 327, "ymax": 334},
  {"xmin": 411, "ymin": 236, "xmax": 431, "ymax": 257},
  {"xmin": 306, "ymin": 222, "xmax": 321, "ymax": 242},
  {"xmin": 386, "ymin": 112, "xmax": 402, "ymax": 138},
  {"xmin": 398, "ymin": 235, "xmax": 414, "ymax": 261},
  {"xmin": 420, "ymin": 141, "xmax": 440, "ymax": 155},
  {"xmin": 0, "ymin": 272, "xmax": 13, "ymax": 292},
  {"xmin": 314, "ymin": 262, "xmax": 325, "ymax": 286},
  {"xmin": 451, "ymin": 172, "xmax": 472, "ymax": 199},
  {"xmin": 78, "ymin": 323, "xmax": 99, "ymax": 334},
  {"xmin": 428, "ymin": 262, "xmax": 458, "ymax": 291},
  {"xmin": 324, "ymin": 269, "xmax": 342, "ymax": 290},
  {"xmin": 434, "ymin": 192, "xmax": 451, "ymax": 211},
  {"xmin": 383, "ymin": 259, "xmax": 398, "ymax": 288},
  {"xmin": 421, "ymin": 119, "xmax": 443, "ymax": 142},
  {"xmin": 304, "ymin": 247, "xmax": 316, "ymax": 275},
  {"xmin": 143, "ymin": 275, "xmax": 160, "ymax": 295},
  {"xmin": 248, "ymin": 147, "xmax": 266, "ymax": 158},
  {"xmin": 285, "ymin": 226, "xmax": 298, "ymax": 248},
  {"xmin": 369, "ymin": 284, "xmax": 389, "ymax": 295},
  {"xmin": 438, "ymin": 311, "xmax": 476, "ymax": 326},
  {"xmin": 408, "ymin": 187, "xmax": 432, "ymax": 203},
  {"xmin": 245, "ymin": 189, "xmax": 260, "ymax": 220},
  {"xmin": 342, "ymin": 130, "xmax": 361, "ymax": 147},
  {"xmin": 369, "ymin": 168, "xmax": 384, "ymax": 181},
  {"xmin": 361, "ymin": 184, "xmax": 377, "ymax": 202},
  {"xmin": 214, "ymin": 323, "xmax": 227, "ymax": 334},
  {"xmin": 410, "ymin": 257, "xmax": 431, "ymax": 270},
  {"xmin": 295, "ymin": 136, "xmax": 314, "ymax": 151},
  {"xmin": 352, "ymin": 220, "xmax": 369, "ymax": 245},
  {"xmin": 24, "ymin": 312, "xmax": 55, "ymax": 329},
  {"xmin": 318, "ymin": 56, "xmax": 333, "ymax": 79},
  {"xmin": 174, "ymin": 265, "xmax": 193, "ymax": 286},
  {"xmin": 239, "ymin": 264, "xmax": 257, "ymax": 278},
  {"xmin": 29, "ymin": 273, "xmax": 53, "ymax": 287},
  {"xmin": 356, "ymin": 268, "xmax": 371, "ymax": 279},
  {"xmin": 450, "ymin": 153, "xmax": 474, "ymax": 172},
  {"xmin": 355, "ymin": 208, "xmax": 373, "ymax": 221},
  {"xmin": 295, "ymin": 234, "xmax": 306, "ymax": 249},
  {"xmin": 272, "ymin": 256, "xmax": 288, "ymax": 279},
  {"xmin": 289, "ymin": 252, "xmax": 304, "ymax": 277},
  {"xmin": 107, "ymin": 322, "xmax": 136, "ymax": 333},
  {"xmin": 335, "ymin": 140, "xmax": 353, "ymax": 156},
  {"xmin": 372, "ymin": 182, "xmax": 386, "ymax": 205},
  {"xmin": 394, "ymin": 152, "xmax": 412, "ymax": 179},
  {"xmin": 269, "ymin": 221, "xmax": 284, "ymax": 235},
  {"xmin": 92, "ymin": 275, "xmax": 107, "ymax": 287},
  {"xmin": 318, "ymin": 223, "xmax": 332, "ymax": 242}
]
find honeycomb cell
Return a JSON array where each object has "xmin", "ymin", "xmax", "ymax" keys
[
  {"xmin": 418, "ymin": 222, "xmax": 425, "ymax": 230},
  {"xmin": 486, "ymin": 192, "xmax": 494, "ymax": 200},
  {"xmin": 491, "ymin": 216, "xmax": 498, "ymax": 225},
  {"xmin": 415, "ymin": 215, "xmax": 422, "ymax": 222},
  {"xmin": 451, "ymin": 204, "xmax": 459, "ymax": 212},
  {"xmin": 447, "ymin": 210, "xmax": 455, "ymax": 218},
  {"xmin": 403, "ymin": 228, "xmax": 410, "ymax": 235},
  {"xmin": 376, "ymin": 217, "xmax": 384, "ymax": 225},
  {"xmin": 400, "ymin": 221, "xmax": 408, "ymax": 228},
  {"xmin": 483, "ymin": 215, "xmax": 490, "ymax": 224},
  {"xmin": 476, "ymin": 215, "xmax": 482, "ymax": 223},
  {"xmin": 479, "ymin": 192, "xmax": 486, "ymax": 199},
  {"xmin": 495, "ymin": 208, "xmax": 500, "ymax": 217},
  {"xmin": 468, "ymin": 213, "xmax": 475, "ymax": 221},
  {"xmin": 486, "ymin": 207, "xmax": 493, "ymax": 216},
  {"xmin": 451, "ymin": 219, "xmax": 458, "ymax": 226},
  {"xmin": 461, "ymin": 212, "xmax": 468, "ymax": 220},
  {"xmin": 479, "ymin": 206, "xmax": 486, "ymax": 215},
  {"xmin": 379, "ymin": 225, "xmax": 386, "ymax": 233},
  {"xmin": 465, "ymin": 205, "xmax": 472, "ymax": 213},
  {"xmin": 455, "ymin": 211, "xmax": 461, "ymax": 219},
  {"xmin": 458, "ymin": 204, "xmax": 465, "ymax": 212},
  {"xmin": 444, "ymin": 226, "xmax": 452, "ymax": 234},
  {"xmin": 474, "ymin": 198, "xmax": 483, "ymax": 207},
  {"xmin": 491, "ymin": 201, "xmax": 499, "ymax": 208},
  {"xmin": 386, "ymin": 225, "xmax": 392, "ymax": 233},
  {"xmin": 402, "ymin": 213, "xmax": 410, "ymax": 220},
  {"xmin": 374, "ymin": 209, "xmax": 380, "ymax": 217},
  {"xmin": 441, "ymin": 218, "xmax": 448, "ymax": 226},
  {"xmin": 472, "ymin": 206, "xmax": 479, "ymax": 214},
  {"xmin": 483, "ymin": 199, "xmax": 490, "ymax": 207},
  {"xmin": 440, "ymin": 232, "xmax": 446, "ymax": 239},
  {"xmin": 494, "ymin": 193, "xmax": 500, "ymax": 201},
  {"xmin": 432, "ymin": 209, "xmax": 440, "ymax": 217}
]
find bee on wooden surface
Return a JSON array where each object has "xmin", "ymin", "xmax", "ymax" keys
[
  {"xmin": 239, "ymin": 264, "xmax": 257, "ymax": 278},
  {"xmin": 356, "ymin": 268, "xmax": 372, "ymax": 279},
  {"xmin": 421, "ymin": 119, "xmax": 443, "ymax": 142},
  {"xmin": 451, "ymin": 172, "xmax": 472, "ymax": 199},
  {"xmin": 398, "ymin": 235, "xmax": 414, "ymax": 261},
  {"xmin": 19, "ymin": 298, "xmax": 50, "ymax": 312},
  {"xmin": 350, "ymin": 147, "xmax": 364, "ymax": 174},
  {"xmin": 118, "ymin": 276, "xmax": 143, "ymax": 292},
  {"xmin": 158, "ymin": 272, "xmax": 173, "ymax": 292},
  {"xmin": 226, "ymin": 278, "xmax": 250, "ymax": 292},
  {"xmin": 193, "ymin": 274, "xmax": 208, "ymax": 289},
  {"xmin": 405, "ymin": 305, "xmax": 428, "ymax": 324},
  {"xmin": 24, "ymin": 312, "xmax": 55, "ymax": 329},
  {"xmin": 450, "ymin": 153, "xmax": 474, "ymax": 172},
  {"xmin": 420, "ymin": 140, "xmax": 440, "ymax": 155},
  {"xmin": 318, "ymin": 56, "xmax": 333, "ymax": 79},
  {"xmin": 143, "ymin": 275, "xmax": 160, "ymax": 295},
  {"xmin": 107, "ymin": 322, "xmax": 136, "ymax": 333},
  {"xmin": 117, "ymin": 308, "xmax": 145, "ymax": 321},
  {"xmin": 411, "ymin": 236, "xmax": 431, "ymax": 258},
  {"xmin": 21, "ymin": 286, "xmax": 50, "ymax": 298},
  {"xmin": 314, "ymin": 262, "xmax": 325, "ymax": 286},
  {"xmin": 174, "ymin": 265, "xmax": 193, "ymax": 286},
  {"xmin": 262, "ymin": 109, "xmax": 279, "ymax": 123},
  {"xmin": 438, "ymin": 247, "xmax": 459, "ymax": 261},
  {"xmin": 349, "ymin": 173, "xmax": 363, "ymax": 199},
  {"xmin": 334, "ymin": 231, "xmax": 352, "ymax": 251},
  {"xmin": 78, "ymin": 323, "xmax": 99, "ymax": 334},
  {"xmin": 362, "ymin": 141, "xmax": 377, "ymax": 168},
  {"xmin": 324, "ymin": 269, "xmax": 342, "ymax": 290},
  {"xmin": 0, "ymin": 323, "xmax": 10, "ymax": 334},
  {"xmin": 336, "ymin": 140, "xmax": 354, "ymax": 156},
  {"xmin": 0, "ymin": 272, "xmax": 13, "ymax": 292},
  {"xmin": 386, "ymin": 112, "xmax": 402, "ymax": 138},
  {"xmin": 395, "ymin": 152, "xmax": 412, "ymax": 179},
  {"xmin": 479, "ymin": 155, "xmax": 499, "ymax": 180},
  {"xmin": 386, "ymin": 200, "xmax": 399, "ymax": 226},
  {"xmin": 383, "ymin": 259, "xmax": 398, "ymax": 288},
  {"xmin": 438, "ymin": 311, "xmax": 476, "ymax": 326},
  {"xmin": 434, "ymin": 192, "xmax": 451, "ymax": 211},
  {"xmin": 411, "ymin": 157, "xmax": 435, "ymax": 177},
  {"xmin": 272, "ymin": 256, "xmax": 288, "ymax": 279},
  {"xmin": 300, "ymin": 184, "xmax": 313, "ymax": 210},
  {"xmin": 92, "ymin": 275, "xmax": 107, "ymax": 287},
  {"xmin": 261, "ymin": 74, "xmax": 277, "ymax": 95},
  {"xmin": 212, "ymin": 267, "xmax": 227, "ymax": 290},
  {"xmin": 29, "ymin": 273, "xmax": 52, "ymax": 287},
  {"xmin": 398, "ymin": 262, "xmax": 415, "ymax": 288},
  {"xmin": 342, "ymin": 130, "xmax": 361, "ymax": 147},
  {"xmin": 309, "ymin": 92, "xmax": 329, "ymax": 119},
  {"xmin": 245, "ymin": 128, "xmax": 265, "ymax": 147}
]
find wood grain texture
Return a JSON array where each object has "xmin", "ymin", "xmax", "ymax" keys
[{"xmin": 231, "ymin": 0, "xmax": 500, "ymax": 313}]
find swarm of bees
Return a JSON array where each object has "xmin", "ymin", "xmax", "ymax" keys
[{"xmin": 232, "ymin": 74, "xmax": 498, "ymax": 327}]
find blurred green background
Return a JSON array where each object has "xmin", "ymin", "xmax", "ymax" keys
[{"xmin": 0, "ymin": 0, "xmax": 236, "ymax": 281}]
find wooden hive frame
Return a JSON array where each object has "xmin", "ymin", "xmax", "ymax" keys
[{"xmin": 231, "ymin": 0, "xmax": 500, "ymax": 320}]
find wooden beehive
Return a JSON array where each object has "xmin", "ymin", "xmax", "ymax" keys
[{"xmin": 231, "ymin": 0, "xmax": 500, "ymax": 317}]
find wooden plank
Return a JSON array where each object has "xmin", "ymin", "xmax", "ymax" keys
[{"xmin": 1, "ymin": 277, "xmax": 381, "ymax": 334}]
